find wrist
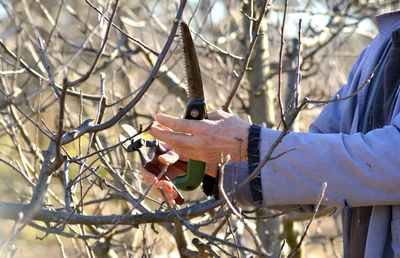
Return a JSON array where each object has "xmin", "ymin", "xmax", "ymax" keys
[{"xmin": 238, "ymin": 124, "xmax": 249, "ymax": 161}]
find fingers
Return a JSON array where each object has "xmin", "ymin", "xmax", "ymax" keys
[
  {"xmin": 154, "ymin": 181, "xmax": 178, "ymax": 205},
  {"xmin": 158, "ymin": 142, "xmax": 187, "ymax": 162},
  {"xmin": 154, "ymin": 114, "xmax": 191, "ymax": 133},
  {"xmin": 152, "ymin": 111, "xmax": 229, "ymax": 135},
  {"xmin": 141, "ymin": 168, "xmax": 158, "ymax": 186},
  {"xmin": 139, "ymin": 169, "xmax": 178, "ymax": 205},
  {"xmin": 150, "ymin": 114, "xmax": 218, "ymax": 153},
  {"xmin": 150, "ymin": 110, "xmax": 249, "ymax": 163},
  {"xmin": 154, "ymin": 114, "xmax": 214, "ymax": 134},
  {"xmin": 149, "ymin": 126, "xmax": 194, "ymax": 150},
  {"xmin": 158, "ymin": 150, "xmax": 179, "ymax": 165}
]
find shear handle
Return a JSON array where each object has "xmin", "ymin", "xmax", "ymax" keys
[
  {"xmin": 174, "ymin": 100, "xmax": 207, "ymax": 191},
  {"xmin": 125, "ymin": 132, "xmax": 186, "ymax": 204}
]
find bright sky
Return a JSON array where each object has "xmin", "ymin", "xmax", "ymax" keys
[
  {"xmin": 187, "ymin": 0, "xmax": 377, "ymax": 39},
  {"xmin": 0, "ymin": 1, "xmax": 377, "ymax": 38},
  {"xmin": 0, "ymin": 2, "xmax": 6, "ymax": 20},
  {"xmin": 269, "ymin": 10, "xmax": 377, "ymax": 38}
]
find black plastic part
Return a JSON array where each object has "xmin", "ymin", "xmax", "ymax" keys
[{"xmin": 184, "ymin": 100, "xmax": 207, "ymax": 120}]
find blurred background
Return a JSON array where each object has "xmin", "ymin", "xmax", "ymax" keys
[{"xmin": 0, "ymin": 0, "xmax": 398, "ymax": 257}]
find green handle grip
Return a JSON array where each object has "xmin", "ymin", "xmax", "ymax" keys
[{"xmin": 174, "ymin": 159, "xmax": 206, "ymax": 191}]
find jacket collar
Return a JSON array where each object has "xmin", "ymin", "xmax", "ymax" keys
[{"xmin": 376, "ymin": 10, "xmax": 400, "ymax": 34}]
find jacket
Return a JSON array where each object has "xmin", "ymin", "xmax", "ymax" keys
[{"xmin": 225, "ymin": 10, "xmax": 400, "ymax": 257}]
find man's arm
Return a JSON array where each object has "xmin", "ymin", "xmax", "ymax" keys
[{"xmin": 259, "ymin": 116, "xmax": 400, "ymax": 208}]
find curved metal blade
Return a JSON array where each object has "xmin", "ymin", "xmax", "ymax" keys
[
  {"xmin": 118, "ymin": 134, "xmax": 131, "ymax": 151},
  {"xmin": 121, "ymin": 124, "xmax": 138, "ymax": 137},
  {"xmin": 119, "ymin": 124, "xmax": 139, "ymax": 152},
  {"xmin": 181, "ymin": 22, "xmax": 204, "ymax": 102}
]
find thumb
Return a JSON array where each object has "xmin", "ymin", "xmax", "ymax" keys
[{"xmin": 158, "ymin": 150, "xmax": 180, "ymax": 165}]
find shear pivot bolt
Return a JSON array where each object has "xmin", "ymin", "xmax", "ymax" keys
[{"xmin": 190, "ymin": 109, "xmax": 200, "ymax": 118}]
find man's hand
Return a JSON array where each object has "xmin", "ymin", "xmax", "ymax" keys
[
  {"xmin": 139, "ymin": 142, "xmax": 218, "ymax": 205},
  {"xmin": 148, "ymin": 110, "xmax": 250, "ymax": 164},
  {"xmin": 140, "ymin": 110, "xmax": 249, "ymax": 205},
  {"xmin": 139, "ymin": 142, "xmax": 185, "ymax": 206}
]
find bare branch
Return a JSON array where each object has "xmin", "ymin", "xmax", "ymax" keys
[
  {"xmin": 222, "ymin": 0, "xmax": 270, "ymax": 111},
  {"xmin": 64, "ymin": 0, "xmax": 119, "ymax": 88},
  {"xmin": 287, "ymin": 182, "xmax": 327, "ymax": 258}
]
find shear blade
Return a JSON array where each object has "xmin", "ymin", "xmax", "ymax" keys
[
  {"xmin": 121, "ymin": 124, "xmax": 138, "ymax": 137},
  {"xmin": 118, "ymin": 134, "xmax": 132, "ymax": 151},
  {"xmin": 119, "ymin": 124, "xmax": 140, "ymax": 152}
]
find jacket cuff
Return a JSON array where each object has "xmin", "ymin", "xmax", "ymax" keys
[
  {"xmin": 222, "ymin": 162, "xmax": 260, "ymax": 209},
  {"xmin": 247, "ymin": 124, "xmax": 264, "ymax": 202},
  {"xmin": 202, "ymin": 173, "xmax": 219, "ymax": 199}
]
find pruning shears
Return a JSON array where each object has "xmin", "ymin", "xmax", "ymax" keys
[
  {"xmin": 119, "ymin": 124, "xmax": 185, "ymax": 205},
  {"xmin": 174, "ymin": 22, "xmax": 207, "ymax": 191},
  {"xmin": 119, "ymin": 22, "xmax": 207, "ymax": 197}
]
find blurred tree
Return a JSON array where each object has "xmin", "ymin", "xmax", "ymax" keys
[{"xmin": 0, "ymin": 0, "xmax": 398, "ymax": 257}]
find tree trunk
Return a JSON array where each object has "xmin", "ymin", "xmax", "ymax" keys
[
  {"xmin": 242, "ymin": 2, "xmax": 281, "ymax": 256},
  {"xmin": 246, "ymin": 16, "xmax": 276, "ymax": 127}
]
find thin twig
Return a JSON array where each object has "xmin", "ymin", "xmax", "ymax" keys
[
  {"xmin": 222, "ymin": 0, "xmax": 270, "ymax": 111},
  {"xmin": 225, "ymin": 216, "xmax": 241, "ymax": 258},
  {"xmin": 287, "ymin": 182, "xmax": 327, "ymax": 258},
  {"xmin": 44, "ymin": 0, "xmax": 65, "ymax": 52},
  {"xmin": 59, "ymin": 177, "xmax": 100, "ymax": 231},
  {"xmin": 277, "ymin": 0, "xmax": 289, "ymax": 130},
  {"xmin": 28, "ymin": 221, "xmax": 97, "ymax": 240},
  {"xmin": 0, "ymin": 157, "xmax": 35, "ymax": 187},
  {"xmin": 72, "ymin": 73, "xmax": 106, "ymax": 194},
  {"xmin": 218, "ymin": 155, "xmax": 241, "ymax": 219},
  {"xmin": 64, "ymin": 0, "xmax": 119, "ymax": 87},
  {"xmin": 159, "ymin": 190, "xmax": 271, "ymax": 257},
  {"xmin": 190, "ymin": 30, "xmax": 245, "ymax": 60},
  {"xmin": 0, "ymin": 39, "xmax": 102, "ymax": 100},
  {"xmin": 63, "ymin": 160, "xmax": 72, "ymax": 212},
  {"xmin": 92, "ymin": 164, "xmax": 170, "ymax": 241},
  {"xmin": 305, "ymin": 61, "xmax": 380, "ymax": 104},
  {"xmin": 242, "ymin": 206, "xmax": 301, "ymax": 220},
  {"xmin": 38, "ymin": 38, "xmax": 61, "ymax": 98},
  {"xmin": 54, "ymin": 82, "xmax": 68, "ymax": 163},
  {"xmin": 85, "ymin": 0, "xmax": 159, "ymax": 56},
  {"xmin": 295, "ymin": 18, "xmax": 302, "ymax": 109}
]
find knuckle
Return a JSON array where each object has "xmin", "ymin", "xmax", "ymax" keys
[{"xmin": 186, "ymin": 120, "xmax": 199, "ymax": 133}]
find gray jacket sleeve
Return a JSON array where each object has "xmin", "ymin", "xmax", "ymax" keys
[
  {"xmin": 257, "ymin": 45, "xmax": 400, "ymax": 208},
  {"xmin": 223, "ymin": 44, "xmax": 400, "ymax": 209},
  {"xmin": 221, "ymin": 162, "xmax": 261, "ymax": 210},
  {"xmin": 260, "ymin": 114, "xmax": 400, "ymax": 208}
]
